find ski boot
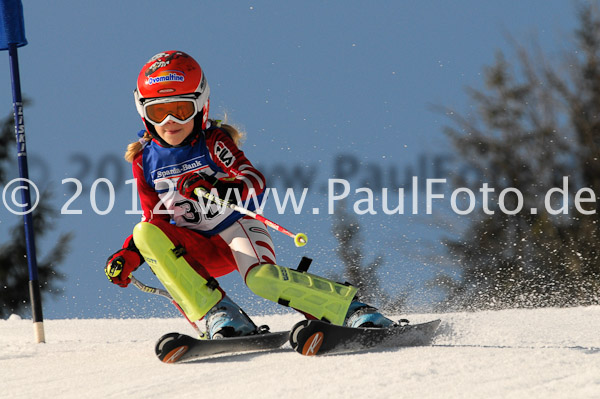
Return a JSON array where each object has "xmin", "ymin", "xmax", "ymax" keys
[
  {"xmin": 344, "ymin": 300, "xmax": 395, "ymax": 328},
  {"xmin": 205, "ymin": 296, "xmax": 258, "ymax": 339}
]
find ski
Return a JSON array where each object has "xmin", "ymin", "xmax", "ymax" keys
[
  {"xmin": 289, "ymin": 319, "xmax": 441, "ymax": 356},
  {"xmin": 155, "ymin": 329, "xmax": 290, "ymax": 363}
]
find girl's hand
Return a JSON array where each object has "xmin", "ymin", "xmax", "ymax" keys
[
  {"xmin": 105, "ymin": 248, "xmax": 144, "ymax": 287},
  {"xmin": 177, "ymin": 171, "xmax": 243, "ymax": 205}
]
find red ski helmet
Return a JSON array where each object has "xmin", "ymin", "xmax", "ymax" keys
[{"xmin": 134, "ymin": 51, "xmax": 210, "ymax": 135}]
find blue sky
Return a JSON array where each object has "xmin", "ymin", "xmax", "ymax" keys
[{"xmin": 0, "ymin": 1, "xmax": 579, "ymax": 319}]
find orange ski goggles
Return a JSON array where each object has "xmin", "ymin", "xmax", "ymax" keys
[{"xmin": 142, "ymin": 97, "xmax": 199, "ymax": 126}]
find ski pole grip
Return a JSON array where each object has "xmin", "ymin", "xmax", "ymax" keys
[{"xmin": 105, "ymin": 256, "xmax": 125, "ymax": 278}]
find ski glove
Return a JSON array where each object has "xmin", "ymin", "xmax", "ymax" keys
[
  {"xmin": 177, "ymin": 171, "xmax": 244, "ymax": 205},
  {"xmin": 105, "ymin": 247, "xmax": 144, "ymax": 287}
]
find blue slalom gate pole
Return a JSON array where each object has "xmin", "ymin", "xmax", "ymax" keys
[
  {"xmin": 8, "ymin": 43, "xmax": 44, "ymax": 342},
  {"xmin": 1, "ymin": 0, "xmax": 45, "ymax": 343}
]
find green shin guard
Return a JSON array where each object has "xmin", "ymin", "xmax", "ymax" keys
[
  {"xmin": 246, "ymin": 264, "xmax": 357, "ymax": 325},
  {"xmin": 132, "ymin": 222, "xmax": 223, "ymax": 321}
]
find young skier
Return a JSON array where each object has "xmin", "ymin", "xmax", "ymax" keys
[{"xmin": 104, "ymin": 50, "xmax": 394, "ymax": 338}]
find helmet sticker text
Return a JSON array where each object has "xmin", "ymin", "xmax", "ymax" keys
[
  {"xmin": 145, "ymin": 51, "xmax": 187, "ymax": 76},
  {"xmin": 147, "ymin": 72, "xmax": 185, "ymax": 85}
]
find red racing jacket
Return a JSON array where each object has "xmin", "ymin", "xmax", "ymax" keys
[{"xmin": 131, "ymin": 125, "xmax": 266, "ymax": 237}]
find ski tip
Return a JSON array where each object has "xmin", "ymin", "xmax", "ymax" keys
[
  {"xmin": 301, "ymin": 331, "xmax": 324, "ymax": 356},
  {"xmin": 289, "ymin": 318, "xmax": 444, "ymax": 356},
  {"xmin": 155, "ymin": 332, "xmax": 189, "ymax": 364},
  {"xmin": 289, "ymin": 320, "xmax": 310, "ymax": 353},
  {"xmin": 289, "ymin": 319, "xmax": 327, "ymax": 356},
  {"xmin": 428, "ymin": 319, "xmax": 442, "ymax": 331},
  {"xmin": 160, "ymin": 345, "xmax": 190, "ymax": 363}
]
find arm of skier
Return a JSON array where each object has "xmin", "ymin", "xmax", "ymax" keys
[
  {"xmin": 177, "ymin": 128, "xmax": 266, "ymax": 204},
  {"xmin": 206, "ymin": 127, "xmax": 266, "ymax": 199},
  {"xmin": 105, "ymin": 153, "xmax": 166, "ymax": 287},
  {"xmin": 132, "ymin": 152, "xmax": 171, "ymax": 222}
]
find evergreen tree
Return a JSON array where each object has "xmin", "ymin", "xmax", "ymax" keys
[
  {"xmin": 0, "ymin": 105, "xmax": 72, "ymax": 318},
  {"xmin": 435, "ymin": 4, "xmax": 600, "ymax": 309}
]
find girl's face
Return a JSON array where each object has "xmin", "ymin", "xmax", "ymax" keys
[{"xmin": 154, "ymin": 119, "xmax": 195, "ymax": 146}]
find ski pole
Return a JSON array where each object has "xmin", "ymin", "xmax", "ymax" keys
[
  {"xmin": 130, "ymin": 275, "xmax": 205, "ymax": 338},
  {"xmin": 194, "ymin": 188, "xmax": 308, "ymax": 247},
  {"xmin": 130, "ymin": 275, "xmax": 171, "ymax": 299}
]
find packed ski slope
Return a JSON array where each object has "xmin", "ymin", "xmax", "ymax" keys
[{"xmin": 2, "ymin": 306, "xmax": 599, "ymax": 399}]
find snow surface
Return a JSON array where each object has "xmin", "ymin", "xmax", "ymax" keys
[{"xmin": 2, "ymin": 307, "xmax": 600, "ymax": 399}]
